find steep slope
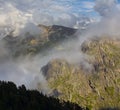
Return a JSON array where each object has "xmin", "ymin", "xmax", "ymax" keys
[{"xmin": 42, "ymin": 38, "xmax": 120, "ymax": 109}]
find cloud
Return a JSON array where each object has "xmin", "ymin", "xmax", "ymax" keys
[
  {"xmin": 80, "ymin": 1, "xmax": 95, "ymax": 12},
  {"xmin": 0, "ymin": 0, "xmax": 85, "ymax": 93},
  {"xmin": 78, "ymin": 0, "xmax": 120, "ymax": 43},
  {"xmin": 81, "ymin": 1, "xmax": 95, "ymax": 9},
  {"xmin": 0, "ymin": 56, "xmax": 50, "ymax": 93},
  {"xmin": 94, "ymin": 0, "xmax": 117, "ymax": 16},
  {"xmin": 0, "ymin": 0, "xmax": 83, "ymax": 37},
  {"xmin": 3, "ymin": 0, "xmax": 120, "ymax": 94}
]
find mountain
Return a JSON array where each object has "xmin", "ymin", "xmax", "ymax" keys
[
  {"xmin": 41, "ymin": 38, "xmax": 120, "ymax": 109},
  {"xmin": 0, "ymin": 24, "xmax": 120, "ymax": 109},
  {"xmin": 2, "ymin": 25, "xmax": 77, "ymax": 57}
]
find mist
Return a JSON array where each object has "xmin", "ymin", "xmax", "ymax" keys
[
  {"xmin": 0, "ymin": 0, "xmax": 87, "ymax": 92},
  {"xmin": 79, "ymin": 0, "xmax": 120, "ymax": 43},
  {"xmin": 0, "ymin": 0, "xmax": 120, "ymax": 94}
]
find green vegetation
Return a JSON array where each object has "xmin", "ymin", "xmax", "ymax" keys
[{"xmin": 46, "ymin": 38, "xmax": 120, "ymax": 110}]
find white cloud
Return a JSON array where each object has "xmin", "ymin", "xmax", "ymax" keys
[
  {"xmin": 81, "ymin": 1, "xmax": 95, "ymax": 9},
  {"xmin": 0, "ymin": 0, "xmax": 81, "ymax": 37}
]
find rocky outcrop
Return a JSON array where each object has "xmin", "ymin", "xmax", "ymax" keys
[{"xmin": 41, "ymin": 59, "xmax": 71, "ymax": 80}]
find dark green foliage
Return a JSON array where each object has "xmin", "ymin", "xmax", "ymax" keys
[
  {"xmin": 99, "ymin": 107, "xmax": 120, "ymax": 110},
  {"xmin": 0, "ymin": 81, "xmax": 85, "ymax": 110}
]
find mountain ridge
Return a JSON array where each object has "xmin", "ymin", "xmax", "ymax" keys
[{"xmin": 2, "ymin": 24, "xmax": 77, "ymax": 57}]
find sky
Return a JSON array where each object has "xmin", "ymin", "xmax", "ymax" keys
[
  {"xmin": 55, "ymin": 0, "xmax": 120, "ymax": 18},
  {"xmin": 56, "ymin": 0, "xmax": 96, "ymax": 16},
  {"xmin": 0, "ymin": 0, "xmax": 96, "ymax": 37},
  {"xmin": 0, "ymin": 0, "xmax": 120, "ymax": 37},
  {"xmin": 0, "ymin": 0, "xmax": 120, "ymax": 22},
  {"xmin": 56, "ymin": 0, "xmax": 120, "ymax": 18}
]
